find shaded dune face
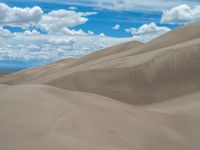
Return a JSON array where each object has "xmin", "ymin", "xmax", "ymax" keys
[{"xmin": 48, "ymin": 40, "xmax": 200, "ymax": 105}]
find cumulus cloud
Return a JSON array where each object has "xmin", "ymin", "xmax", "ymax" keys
[
  {"xmin": 0, "ymin": 34, "xmax": 131, "ymax": 61},
  {"xmin": 125, "ymin": 27, "xmax": 137, "ymax": 35},
  {"xmin": 99, "ymin": 33, "xmax": 106, "ymax": 37},
  {"xmin": 0, "ymin": 3, "xmax": 43, "ymax": 27},
  {"xmin": 63, "ymin": 28, "xmax": 87, "ymax": 36},
  {"xmin": 48, "ymin": 38, "xmax": 77, "ymax": 49},
  {"xmin": 161, "ymin": 4, "xmax": 200, "ymax": 24},
  {"xmin": 135, "ymin": 23, "xmax": 171, "ymax": 35},
  {"xmin": 0, "ymin": 3, "xmax": 97, "ymax": 35},
  {"xmin": 112, "ymin": 24, "xmax": 120, "ymax": 30},
  {"xmin": 87, "ymin": 30, "xmax": 94, "ymax": 35},
  {"xmin": 37, "ymin": 10, "xmax": 97, "ymax": 34},
  {"xmin": 126, "ymin": 22, "xmax": 171, "ymax": 42},
  {"xmin": 0, "ymin": 28, "xmax": 43, "ymax": 38},
  {"xmin": 27, "ymin": 44, "xmax": 40, "ymax": 52},
  {"xmin": 23, "ymin": 29, "xmax": 40, "ymax": 36},
  {"xmin": 0, "ymin": 2, "xmax": 132, "ymax": 65},
  {"xmin": 97, "ymin": 0, "xmax": 135, "ymax": 11},
  {"xmin": 68, "ymin": 6, "xmax": 77, "ymax": 11},
  {"xmin": 62, "ymin": 28, "xmax": 95, "ymax": 36},
  {"xmin": 33, "ymin": 0, "xmax": 200, "ymax": 12},
  {"xmin": 0, "ymin": 26, "xmax": 12, "ymax": 38}
]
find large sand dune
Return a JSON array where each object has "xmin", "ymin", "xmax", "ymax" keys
[
  {"xmin": 0, "ymin": 84, "xmax": 200, "ymax": 150},
  {"xmin": 0, "ymin": 23, "xmax": 200, "ymax": 149}
]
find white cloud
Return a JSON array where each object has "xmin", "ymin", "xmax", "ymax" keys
[
  {"xmin": 0, "ymin": 26, "xmax": 12, "ymax": 38},
  {"xmin": 0, "ymin": 3, "xmax": 129, "ymax": 62},
  {"xmin": 11, "ymin": 29, "xmax": 40, "ymax": 37},
  {"xmin": 63, "ymin": 28, "xmax": 87, "ymax": 36},
  {"xmin": 88, "ymin": 30, "xmax": 94, "ymax": 35},
  {"xmin": 27, "ymin": 44, "xmax": 40, "ymax": 52},
  {"xmin": 0, "ymin": 2, "xmax": 154, "ymax": 64},
  {"xmin": 112, "ymin": 24, "xmax": 120, "ymax": 30},
  {"xmin": 48, "ymin": 38, "xmax": 77, "ymax": 49},
  {"xmin": 99, "ymin": 33, "xmax": 106, "ymax": 37},
  {"xmin": 126, "ymin": 22, "xmax": 171, "ymax": 42},
  {"xmin": 32, "ymin": 0, "xmax": 200, "ymax": 12},
  {"xmin": 0, "ymin": 3, "xmax": 97, "ymax": 35},
  {"xmin": 161, "ymin": 4, "xmax": 200, "ymax": 25},
  {"xmin": 135, "ymin": 23, "xmax": 171, "ymax": 35},
  {"xmin": 125, "ymin": 27, "xmax": 137, "ymax": 35},
  {"xmin": 23, "ymin": 29, "xmax": 40, "ymax": 36},
  {"xmin": 0, "ymin": 34, "xmax": 131, "ymax": 61},
  {"xmin": 37, "ymin": 9, "xmax": 97, "ymax": 34},
  {"xmin": 62, "ymin": 28, "xmax": 96, "ymax": 36},
  {"xmin": 0, "ymin": 3, "xmax": 43, "ymax": 27},
  {"xmin": 97, "ymin": 0, "xmax": 135, "ymax": 11},
  {"xmin": 68, "ymin": 6, "xmax": 77, "ymax": 11},
  {"xmin": 0, "ymin": 4, "xmax": 129, "ymax": 62}
]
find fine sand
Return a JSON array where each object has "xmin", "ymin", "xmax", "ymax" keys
[{"xmin": 0, "ymin": 23, "xmax": 200, "ymax": 150}]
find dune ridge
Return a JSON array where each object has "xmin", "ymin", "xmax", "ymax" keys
[{"xmin": 0, "ymin": 23, "xmax": 200, "ymax": 149}]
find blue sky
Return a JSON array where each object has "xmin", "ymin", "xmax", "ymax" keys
[
  {"xmin": 0, "ymin": 0, "xmax": 200, "ymax": 70},
  {"xmin": 0, "ymin": 0, "xmax": 179, "ymax": 37}
]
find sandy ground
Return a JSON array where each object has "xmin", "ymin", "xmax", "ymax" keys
[{"xmin": 0, "ymin": 23, "xmax": 200, "ymax": 149}]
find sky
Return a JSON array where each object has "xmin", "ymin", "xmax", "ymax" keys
[{"xmin": 0, "ymin": 0, "xmax": 200, "ymax": 70}]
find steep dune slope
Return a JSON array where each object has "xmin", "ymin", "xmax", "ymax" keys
[
  {"xmin": 48, "ymin": 38, "xmax": 200, "ymax": 104},
  {"xmin": 43, "ymin": 24, "xmax": 200, "ymax": 104},
  {"xmin": 0, "ymin": 84, "xmax": 200, "ymax": 150}
]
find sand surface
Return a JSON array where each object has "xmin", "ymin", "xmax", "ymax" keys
[{"xmin": 0, "ymin": 23, "xmax": 200, "ymax": 149}]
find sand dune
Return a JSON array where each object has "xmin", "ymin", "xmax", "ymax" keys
[
  {"xmin": 0, "ymin": 23, "xmax": 200, "ymax": 149},
  {"xmin": 1, "ymin": 23, "xmax": 200, "ymax": 104},
  {"xmin": 47, "ymin": 37, "xmax": 200, "ymax": 105},
  {"xmin": 0, "ymin": 41, "xmax": 143, "ymax": 84},
  {"xmin": 0, "ymin": 84, "xmax": 200, "ymax": 150}
]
